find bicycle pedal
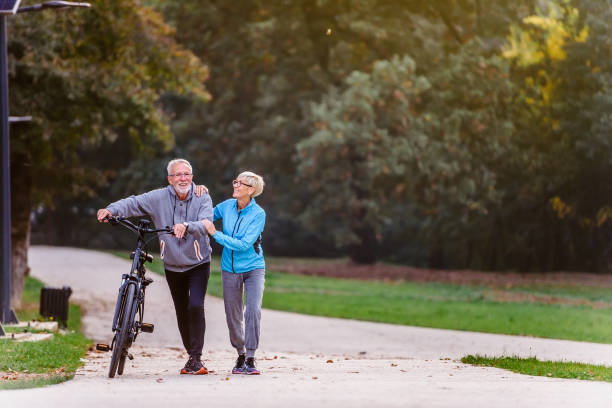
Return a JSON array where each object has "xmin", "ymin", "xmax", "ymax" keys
[
  {"xmin": 141, "ymin": 323, "xmax": 154, "ymax": 333},
  {"xmin": 127, "ymin": 353, "xmax": 134, "ymax": 360},
  {"xmin": 96, "ymin": 343, "xmax": 110, "ymax": 352}
]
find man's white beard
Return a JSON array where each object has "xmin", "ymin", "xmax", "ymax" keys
[{"xmin": 175, "ymin": 184, "xmax": 191, "ymax": 196}]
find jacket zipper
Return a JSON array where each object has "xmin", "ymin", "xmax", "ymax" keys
[{"xmin": 230, "ymin": 212, "xmax": 244, "ymax": 273}]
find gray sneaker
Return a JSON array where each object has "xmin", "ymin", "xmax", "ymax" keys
[
  {"xmin": 232, "ymin": 354, "xmax": 246, "ymax": 374},
  {"xmin": 244, "ymin": 357, "xmax": 260, "ymax": 375}
]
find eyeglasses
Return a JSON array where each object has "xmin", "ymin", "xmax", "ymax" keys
[
  {"xmin": 169, "ymin": 172, "xmax": 193, "ymax": 178},
  {"xmin": 232, "ymin": 179, "xmax": 253, "ymax": 188}
]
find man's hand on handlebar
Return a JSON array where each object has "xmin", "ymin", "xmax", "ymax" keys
[{"xmin": 97, "ymin": 208, "xmax": 112, "ymax": 222}]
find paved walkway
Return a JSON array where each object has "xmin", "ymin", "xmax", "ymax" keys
[{"xmin": 2, "ymin": 246, "xmax": 612, "ymax": 407}]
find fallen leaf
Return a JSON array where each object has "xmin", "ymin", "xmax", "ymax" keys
[
  {"xmin": 391, "ymin": 363, "xmax": 398, "ymax": 367},
  {"xmin": 156, "ymin": 378, "xmax": 164, "ymax": 383},
  {"xmin": 312, "ymin": 376, "xmax": 318, "ymax": 380},
  {"xmin": 326, "ymin": 360, "xmax": 333, "ymax": 363}
]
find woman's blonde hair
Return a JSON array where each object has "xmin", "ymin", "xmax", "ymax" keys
[{"xmin": 238, "ymin": 171, "xmax": 265, "ymax": 197}]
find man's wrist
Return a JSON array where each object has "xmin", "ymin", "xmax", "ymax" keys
[{"xmin": 183, "ymin": 222, "xmax": 189, "ymax": 231}]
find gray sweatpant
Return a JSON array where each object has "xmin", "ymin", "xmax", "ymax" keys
[{"xmin": 221, "ymin": 269, "xmax": 265, "ymax": 358}]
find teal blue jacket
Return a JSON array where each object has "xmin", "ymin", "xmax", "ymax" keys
[{"xmin": 212, "ymin": 198, "xmax": 266, "ymax": 273}]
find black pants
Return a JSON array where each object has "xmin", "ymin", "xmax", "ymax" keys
[{"xmin": 165, "ymin": 262, "xmax": 210, "ymax": 358}]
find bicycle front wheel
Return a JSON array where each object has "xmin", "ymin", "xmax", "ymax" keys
[{"xmin": 109, "ymin": 283, "xmax": 136, "ymax": 378}]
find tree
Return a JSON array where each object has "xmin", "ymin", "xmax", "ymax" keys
[
  {"xmin": 492, "ymin": 0, "xmax": 612, "ymax": 271},
  {"xmin": 29, "ymin": 0, "xmax": 611, "ymax": 272},
  {"xmin": 296, "ymin": 56, "xmax": 431, "ymax": 262},
  {"xmin": 8, "ymin": 0, "xmax": 210, "ymax": 307}
]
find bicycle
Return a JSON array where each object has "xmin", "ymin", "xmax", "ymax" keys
[{"xmin": 95, "ymin": 216, "xmax": 173, "ymax": 378}]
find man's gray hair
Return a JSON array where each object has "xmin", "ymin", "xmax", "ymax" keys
[
  {"xmin": 167, "ymin": 158, "xmax": 193, "ymax": 176},
  {"xmin": 237, "ymin": 171, "xmax": 265, "ymax": 197}
]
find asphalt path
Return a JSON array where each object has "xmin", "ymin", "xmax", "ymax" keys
[{"xmin": 2, "ymin": 246, "xmax": 612, "ymax": 407}]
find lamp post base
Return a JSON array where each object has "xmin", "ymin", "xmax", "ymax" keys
[
  {"xmin": 0, "ymin": 309, "xmax": 19, "ymax": 336},
  {"xmin": 1, "ymin": 308, "xmax": 18, "ymax": 324}
]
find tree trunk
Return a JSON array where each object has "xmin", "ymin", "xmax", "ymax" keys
[
  {"xmin": 349, "ymin": 225, "xmax": 377, "ymax": 264},
  {"xmin": 10, "ymin": 154, "xmax": 32, "ymax": 310}
]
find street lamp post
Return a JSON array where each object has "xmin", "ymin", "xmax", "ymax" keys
[{"xmin": 0, "ymin": 1, "xmax": 90, "ymax": 336}]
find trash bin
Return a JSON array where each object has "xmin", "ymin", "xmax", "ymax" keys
[{"xmin": 40, "ymin": 286, "xmax": 72, "ymax": 328}]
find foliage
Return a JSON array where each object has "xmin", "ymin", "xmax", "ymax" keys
[
  {"xmin": 27, "ymin": 0, "xmax": 612, "ymax": 272},
  {"xmin": 491, "ymin": 0, "xmax": 612, "ymax": 271},
  {"xmin": 9, "ymin": 0, "xmax": 210, "ymax": 204},
  {"xmin": 296, "ymin": 56, "xmax": 431, "ymax": 261},
  {"xmin": 8, "ymin": 0, "xmax": 211, "ymax": 302}
]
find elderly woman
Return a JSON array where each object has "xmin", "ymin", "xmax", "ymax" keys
[{"xmin": 201, "ymin": 171, "xmax": 266, "ymax": 375}]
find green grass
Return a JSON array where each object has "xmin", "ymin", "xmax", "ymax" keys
[
  {"xmin": 0, "ymin": 277, "xmax": 91, "ymax": 389},
  {"xmin": 507, "ymin": 284, "xmax": 612, "ymax": 303},
  {"xmin": 112, "ymin": 251, "xmax": 612, "ymax": 344},
  {"xmin": 254, "ymin": 271, "xmax": 612, "ymax": 344},
  {"xmin": 462, "ymin": 355, "xmax": 612, "ymax": 382}
]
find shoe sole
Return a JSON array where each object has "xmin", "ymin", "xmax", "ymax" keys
[
  {"xmin": 180, "ymin": 368, "xmax": 209, "ymax": 375},
  {"xmin": 232, "ymin": 369, "xmax": 244, "ymax": 374},
  {"xmin": 244, "ymin": 370, "xmax": 260, "ymax": 375},
  {"xmin": 192, "ymin": 367, "xmax": 209, "ymax": 375}
]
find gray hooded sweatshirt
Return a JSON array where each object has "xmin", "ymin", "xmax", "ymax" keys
[{"xmin": 106, "ymin": 183, "xmax": 213, "ymax": 272}]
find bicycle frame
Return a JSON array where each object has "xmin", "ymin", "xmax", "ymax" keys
[{"xmin": 99, "ymin": 216, "xmax": 173, "ymax": 378}]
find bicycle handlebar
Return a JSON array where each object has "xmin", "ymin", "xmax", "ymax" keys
[{"xmin": 106, "ymin": 216, "xmax": 173, "ymax": 235}]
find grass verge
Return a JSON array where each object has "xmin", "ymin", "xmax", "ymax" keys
[
  {"xmin": 113, "ymin": 251, "xmax": 612, "ymax": 344},
  {"xmin": 0, "ymin": 277, "xmax": 91, "ymax": 390},
  {"xmin": 462, "ymin": 355, "xmax": 612, "ymax": 382}
]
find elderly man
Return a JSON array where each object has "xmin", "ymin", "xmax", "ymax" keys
[{"xmin": 97, "ymin": 158, "xmax": 213, "ymax": 375}]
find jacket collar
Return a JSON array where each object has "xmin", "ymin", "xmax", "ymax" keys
[{"xmin": 235, "ymin": 197, "xmax": 256, "ymax": 213}]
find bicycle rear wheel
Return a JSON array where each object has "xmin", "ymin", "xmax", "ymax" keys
[{"xmin": 109, "ymin": 283, "xmax": 135, "ymax": 378}]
